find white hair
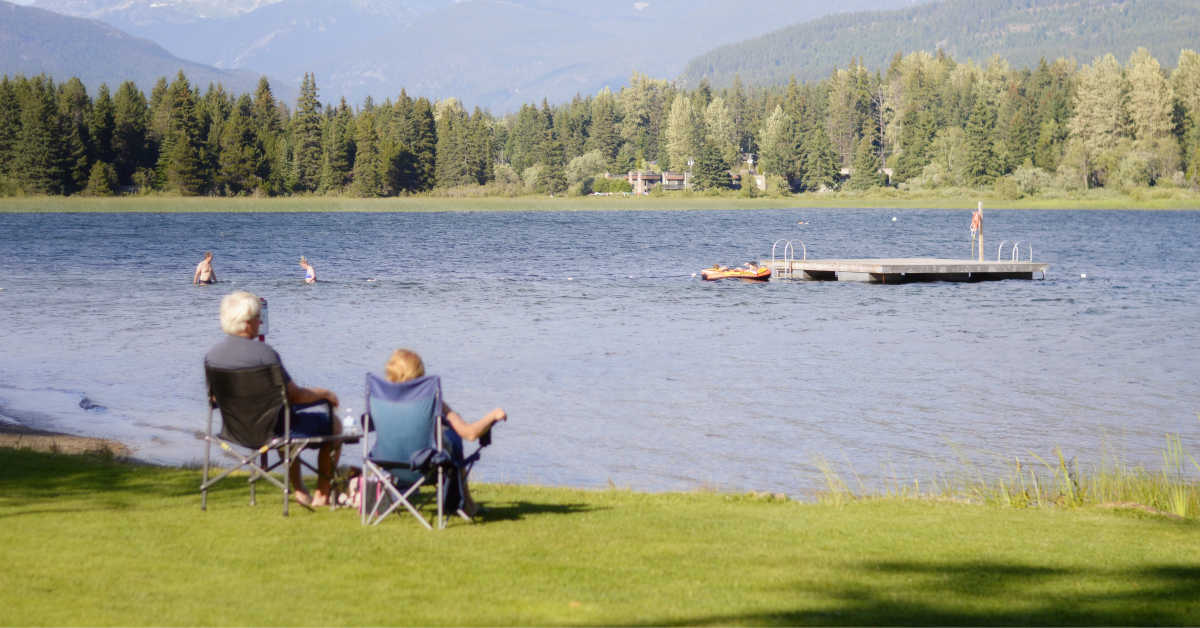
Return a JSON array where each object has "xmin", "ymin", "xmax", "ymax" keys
[{"xmin": 219, "ymin": 290, "xmax": 260, "ymax": 336}]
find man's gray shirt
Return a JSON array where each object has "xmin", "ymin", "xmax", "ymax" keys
[{"xmin": 204, "ymin": 334, "xmax": 293, "ymax": 385}]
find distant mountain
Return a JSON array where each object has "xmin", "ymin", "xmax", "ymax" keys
[
  {"xmin": 680, "ymin": 0, "xmax": 1200, "ymax": 88},
  {"xmin": 0, "ymin": 1, "xmax": 272, "ymax": 96},
  {"xmin": 27, "ymin": 0, "xmax": 929, "ymax": 112}
]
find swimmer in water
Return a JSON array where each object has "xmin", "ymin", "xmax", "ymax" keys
[
  {"xmin": 300, "ymin": 256, "xmax": 316, "ymax": 284},
  {"xmin": 193, "ymin": 251, "xmax": 216, "ymax": 285}
]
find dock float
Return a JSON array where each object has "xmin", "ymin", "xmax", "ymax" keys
[{"xmin": 763, "ymin": 258, "xmax": 1048, "ymax": 283}]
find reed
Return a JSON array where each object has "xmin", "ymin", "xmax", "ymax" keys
[{"xmin": 818, "ymin": 429, "xmax": 1200, "ymax": 519}]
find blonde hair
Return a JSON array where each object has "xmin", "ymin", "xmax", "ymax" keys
[
  {"xmin": 219, "ymin": 290, "xmax": 260, "ymax": 335},
  {"xmin": 385, "ymin": 349, "xmax": 425, "ymax": 383}
]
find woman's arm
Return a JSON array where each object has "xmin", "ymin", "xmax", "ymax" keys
[{"xmin": 443, "ymin": 401, "xmax": 506, "ymax": 442}]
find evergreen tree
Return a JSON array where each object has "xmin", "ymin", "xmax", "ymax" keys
[
  {"xmin": 156, "ymin": 72, "xmax": 206, "ymax": 194},
  {"xmin": 963, "ymin": 94, "xmax": 1002, "ymax": 186},
  {"xmin": 799, "ymin": 125, "xmax": 838, "ymax": 191},
  {"xmin": 13, "ymin": 76, "xmax": 66, "ymax": 194},
  {"xmin": 0, "ymin": 77, "xmax": 20, "ymax": 179},
  {"xmin": 217, "ymin": 94, "xmax": 264, "ymax": 194},
  {"xmin": 585, "ymin": 89, "xmax": 620, "ymax": 171},
  {"xmin": 84, "ymin": 161, "xmax": 118, "ymax": 196},
  {"xmin": 406, "ymin": 98, "xmax": 437, "ymax": 191},
  {"xmin": 847, "ymin": 123, "xmax": 883, "ymax": 189},
  {"xmin": 291, "ymin": 73, "xmax": 323, "ymax": 192},
  {"xmin": 320, "ymin": 98, "xmax": 355, "ymax": 192},
  {"xmin": 352, "ymin": 109, "xmax": 383, "ymax": 196},
  {"xmin": 112, "ymin": 81, "xmax": 149, "ymax": 187},
  {"xmin": 57, "ymin": 77, "xmax": 92, "ymax": 193},
  {"xmin": 89, "ymin": 83, "xmax": 116, "ymax": 167},
  {"xmin": 1172, "ymin": 50, "xmax": 1200, "ymax": 185},
  {"xmin": 251, "ymin": 77, "xmax": 286, "ymax": 194},
  {"xmin": 690, "ymin": 139, "xmax": 730, "ymax": 191}
]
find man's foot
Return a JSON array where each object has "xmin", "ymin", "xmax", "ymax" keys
[{"xmin": 311, "ymin": 490, "xmax": 330, "ymax": 508}]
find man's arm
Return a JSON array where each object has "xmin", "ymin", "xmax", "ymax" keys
[{"xmin": 285, "ymin": 381, "xmax": 339, "ymax": 407}]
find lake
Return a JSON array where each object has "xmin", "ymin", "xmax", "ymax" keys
[{"xmin": 0, "ymin": 208, "xmax": 1196, "ymax": 496}]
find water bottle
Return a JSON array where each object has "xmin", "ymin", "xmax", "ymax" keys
[{"xmin": 342, "ymin": 408, "xmax": 356, "ymax": 435}]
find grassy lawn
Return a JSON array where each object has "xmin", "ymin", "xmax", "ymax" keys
[
  {"xmin": 1, "ymin": 448, "xmax": 1198, "ymax": 626},
  {"xmin": 0, "ymin": 188, "xmax": 1198, "ymax": 212}
]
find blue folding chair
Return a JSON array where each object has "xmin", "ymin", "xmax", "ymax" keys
[{"xmin": 360, "ymin": 373, "xmax": 451, "ymax": 529}]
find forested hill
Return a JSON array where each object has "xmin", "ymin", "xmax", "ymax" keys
[
  {"xmin": 680, "ymin": 0, "xmax": 1200, "ymax": 88},
  {"xmin": 0, "ymin": 0, "xmax": 266, "ymax": 96}
]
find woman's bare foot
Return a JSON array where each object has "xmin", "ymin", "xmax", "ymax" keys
[
  {"xmin": 292, "ymin": 489, "xmax": 313, "ymax": 507},
  {"xmin": 310, "ymin": 490, "xmax": 330, "ymax": 508}
]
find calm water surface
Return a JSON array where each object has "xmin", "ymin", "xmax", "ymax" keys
[{"xmin": 0, "ymin": 208, "xmax": 1197, "ymax": 496}]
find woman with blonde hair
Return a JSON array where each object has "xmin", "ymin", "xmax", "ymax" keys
[{"xmin": 384, "ymin": 348, "xmax": 506, "ymax": 516}]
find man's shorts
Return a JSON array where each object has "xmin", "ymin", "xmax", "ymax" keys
[{"xmin": 276, "ymin": 403, "xmax": 334, "ymax": 440}]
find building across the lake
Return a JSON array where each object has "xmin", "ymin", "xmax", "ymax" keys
[{"xmin": 627, "ymin": 170, "xmax": 692, "ymax": 194}]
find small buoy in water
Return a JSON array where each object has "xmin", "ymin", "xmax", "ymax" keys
[
  {"xmin": 567, "ymin": 277, "xmax": 573, "ymax": 281},
  {"xmin": 891, "ymin": 216, "xmax": 898, "ymax": 222},
  {"xmin": 691, "ymin": 273, "xmax": 697, "ymax": 278},
  {"xmin": 1081, "ymin": 273, "xmax": 1087, "ymax": 279},
  {"xmin": 628, "ymin": 275, "xmax": 634, "ymax": 279}
]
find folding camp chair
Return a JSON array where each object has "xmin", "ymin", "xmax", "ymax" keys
[
  {"xmin": 201, "ymin": 364, "xmax": 342, "ymax": 516},
  {"xmin": 359, "ymin": 373, "xmax": 457, "ymax": 529}
]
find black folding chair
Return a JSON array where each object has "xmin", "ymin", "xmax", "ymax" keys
[{"xmin": 201, "ymin": 364, "xmax": 342, "ymax": 516}]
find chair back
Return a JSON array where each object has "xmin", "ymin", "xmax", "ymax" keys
[
  {"xmin": 205, "ymin": 364, "xmax": 287, "ymax": 448},
  {"xmin": 365, "ymin": 373, "xmax": 442, "ymax": 483}
]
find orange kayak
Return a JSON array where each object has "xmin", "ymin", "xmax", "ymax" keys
[{"xmin": 700, "ymin": 266, "xmax": 771, "ymax": 281}]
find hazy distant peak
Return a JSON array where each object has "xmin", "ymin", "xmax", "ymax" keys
[{"xmin": 31, "ymin": 0, "xmax": 283, "ymax": 20}]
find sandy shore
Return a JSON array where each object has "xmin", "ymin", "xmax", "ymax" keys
[{"xmin": 0, "ymin": 422, "xmax": 132, "ymax": 457}]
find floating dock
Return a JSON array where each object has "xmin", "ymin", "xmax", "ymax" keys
[{"xmin": 763, "ymin": 258, "xmax": 1048, "ymax": 283}]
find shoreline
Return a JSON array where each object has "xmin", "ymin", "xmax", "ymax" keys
[
  {"xmin": 0, "ymin": 421, "xmax": 133, "ymax": 458},
  {"xmin": 0, "ymin": 192, "xmax": 1198, "ymax": 212}
]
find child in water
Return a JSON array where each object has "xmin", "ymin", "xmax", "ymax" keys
[{"xmin": 299, "ymin": 256, "xmax": 316, "ymax": 284}]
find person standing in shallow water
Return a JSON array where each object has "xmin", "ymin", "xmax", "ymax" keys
[
  {"xmin": 193, "ymin": 252, "xmax": 216, "ymax": 285},
  {"xmin": 299, "ymin": 256, "xmax": 316, "ymax": 284}
]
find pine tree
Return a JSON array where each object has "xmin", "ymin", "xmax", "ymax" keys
[
  {"xmin": 0, "ymin": 77, "xmax": 20, "ymax": 179},
  {"xmin": 799, "ymin": 126, "xmax": 837, "ymax": 191},
  {"xmin": 847, "ymin": 124, "xmax": 883, "ymax": 190},
  {"xmin": 664, "ymin": 92, "xmax": 699, "ymax": 171},
  {"xmin": 13, "ymin": 76, "xmax": 66, "ymax": 194},
  {"xmin": 156, "ymin": 72, "xmax": 206, "ymax": 194},
  {"xmin": 1172, "ymin": 50, "xmax": 1200, "ymax": 185},
  {"xmin": 353, "ymin": 109, "xmax": 383, "ymax": 196},
  {"xmin": 585, "ymin": 89, "xmax": 620, "ymax": 171},
  {"xmin": 57, "ymin": 77, "xmax": 92, "ymax": 193},
  {"xmin": 690, "ymin": 139, "xmax": 730, "ymax": 191},
  {"xmin": 217, "ymin": 94, "xmax": 264, "ymax": 194},
  {"xmin": 291, "ymin": 73, "xmax": 323, "ymax": 192},
  {"xmin": 89, "ymin": 83, "xmax": 116, "ymax": 167},
  {"xmin": 112, "ymin": 81, "xmax": 149, "ymax": 187},
  {"xmin": 964, "ymin": 94, "xmax": 1002, "ymax": 186},
  {"xmin": 320, "ymin": 98, "xmax": 355, "ymax": 192}
]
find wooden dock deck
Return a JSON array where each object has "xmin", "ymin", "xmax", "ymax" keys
[{"xmin": 763, "ymin": 258, "xmax": 1048, "ymax": 283}]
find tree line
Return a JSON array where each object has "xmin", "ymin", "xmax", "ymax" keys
[{"xmin": 1, "ymin": 47, "xmax": 1198, "ymax": 198}]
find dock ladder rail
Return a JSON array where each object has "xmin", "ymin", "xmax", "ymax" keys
[
  {"xmin": 996, "ymin": 240, "xmax": 1034, "ymax": 262},
  {"xmin": 771, "ymin": 239, "xmax": 806, "ymax": 278}
]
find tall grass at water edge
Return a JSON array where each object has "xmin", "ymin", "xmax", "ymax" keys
[{"xmin": 817, "ymin": 427, "xmax": 1200, "ymax": 519}]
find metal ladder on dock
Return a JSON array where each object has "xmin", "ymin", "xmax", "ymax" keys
[
  {"xmin": 770, "ymin": 239, "xmax": 806, "ymax": 279},
  {"xmin": 996, "ymin": 240, "xmax": 1033, "ymax": 262}
]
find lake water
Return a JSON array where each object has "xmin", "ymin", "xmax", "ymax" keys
[{"xmin": 0, "ymin": 208, "xmax": 1197, "ymax": 497}]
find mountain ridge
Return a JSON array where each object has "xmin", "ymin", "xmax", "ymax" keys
[
  {"xmin": 679, "ymin": 0, "xmax": 1200, "ymax": 87},
  {"xmin": 0, "ymin": 0, "xmax": 276, "ymax": 97}
]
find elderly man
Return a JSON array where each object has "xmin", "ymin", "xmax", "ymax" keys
[{"xmin": 205, "ymin": 290, "xmax": 342, "ymax": 507}]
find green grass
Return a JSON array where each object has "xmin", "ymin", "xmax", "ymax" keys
[
  {"xmin": 0, "ymin": 187, "xmax": 1198, "ymax": 213},
  {"xmin": 2, "ymin": 448, "xmax": 1199, "ymax": 626}
]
